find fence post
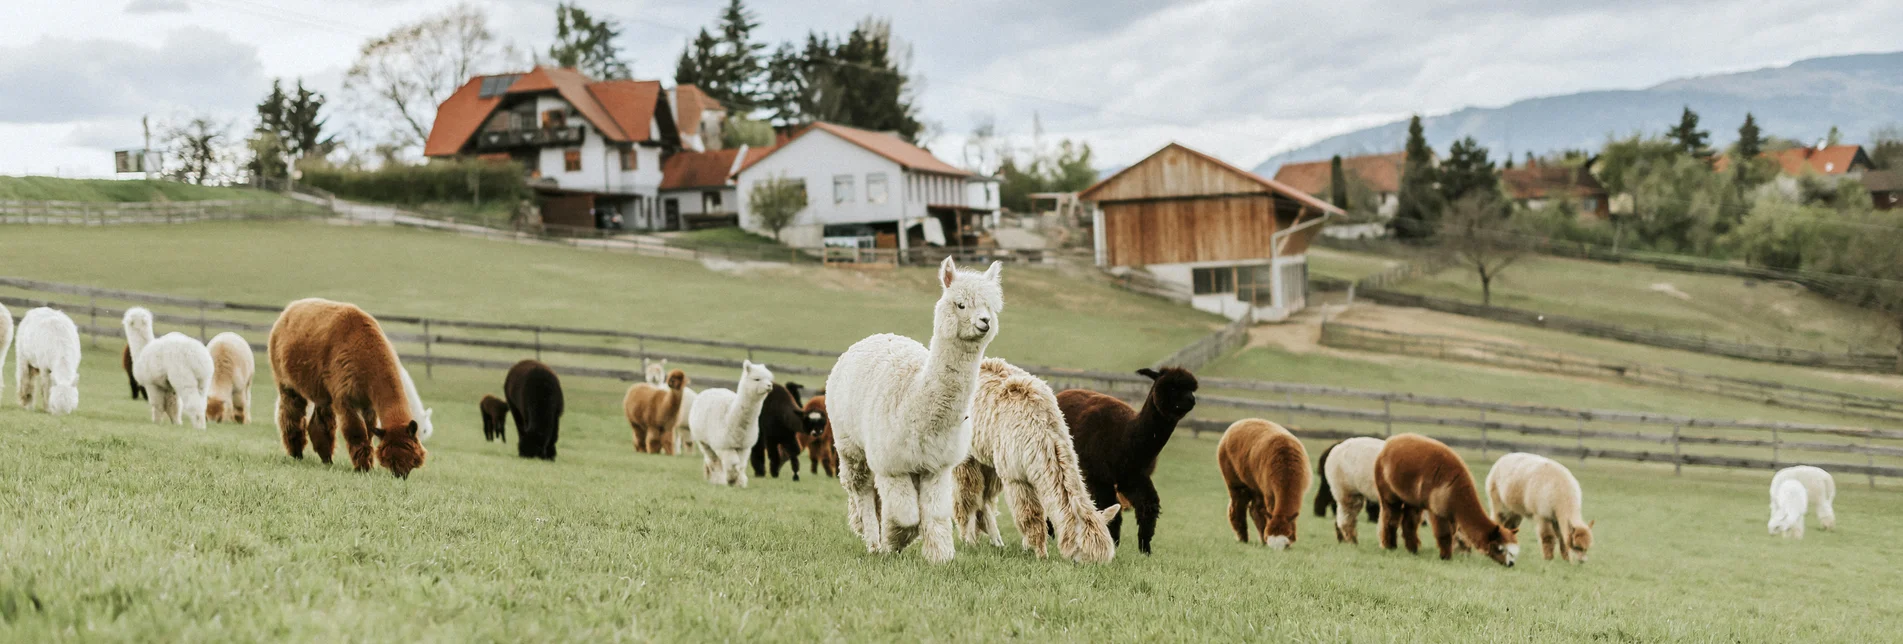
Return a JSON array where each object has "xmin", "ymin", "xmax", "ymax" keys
[
  {"xmin": 1383, "ymin": 398, "xmax": 1392, "ymax": 437},
  {"xmin": 88, "ymin": 295, "xmax": 98, "ymax": 348},
  {"xmin": 198, "ymin": 304, "xmax": 207, "ymax": 340},
  {"xmin": 422, "ymin": 319, "xmax": 433, "ymax": 379},
  {"xmin": 1672, "ymin": 424, "xmax": 1682, "ymax": 475},
  {"xmin": 1479, "ymin": 409, "xmax": 1488, "ymax": 458},
  {"xmin": 535, "ymin": 327, "xmax": 542, "ymax": 361},
  {"xmin": 1867, "ymin": 434, "xmax": 1876, "ymax": 490},
  {"xmin": 1576, "ymin": 417, "xmax": 1585, "ymax": 463},
  {"xmin": 1771, "ymin": 426, "xmax": 1780, "ymax": 468}
]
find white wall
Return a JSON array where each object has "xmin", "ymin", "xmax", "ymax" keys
[
  {"xmin": 660, "ymin": 187, "xmax": 736, "ymax": 216},
  {"xmin": 967, "ymin": 178, "xmax": 1000, "ymax": 211},
  {"xmin": 735, "ymin": 129, "xmax": 909, "ymax": 240},
  {"xmin": 530, "ymin": 94, "xmax": 662, "ymax": 197},
  {"xmin": 1144, "ymin": 256, "xmax": 1310, "ymax": 322}
]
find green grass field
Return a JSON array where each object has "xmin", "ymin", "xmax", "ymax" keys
[
  {"xmin": 0, "ymin": 177, "xmax": 285, "ymax": 202},
  {"xmin": 5, "ymin": 220, "xmax": 1902, "ymax": 641}
]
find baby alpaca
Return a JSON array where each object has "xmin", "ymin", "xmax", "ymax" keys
[
  {"xmin": 15, "ymin": 307, "xmax": 82, "ymax": 415},
  {"xmin": 205, "ymin": 332, "xmax": 256, "ymax": 424},
  {"xmin": 1771, "ymin": 465, "xmax": 1836, "ymax": 532},
  {"xmin": 1769, "ymin": 479, "xmax": 1808, "ymax": 539},
  {"xmin": 136, "ymin": 332, "xmax": 216, "ymax": 429},
  {"xmin": 688, "ymin": 361, "xmax": 774, "ymax": 487},
  {"xmin": 1486, "ymin": 452, "xmax": 1594, "ymax": 563},
  {"xmin": 479, "ymin": 395, "xmax": 510, "ymax": 442}
]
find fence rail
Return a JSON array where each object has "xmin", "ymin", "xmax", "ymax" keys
[
  {"xmin": 0, "ymin": 197, "xmax": 329, "ymax": 225},
  {"xmin": 6, "ymin": 276, "xmax": 1901, "ymax": 486}
]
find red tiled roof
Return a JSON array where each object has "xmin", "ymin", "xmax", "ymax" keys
[
  {"xmin": 1715, "ymin": 144, "xmax": 1873, "ymax": 176},
  {"xmin": 1272, "ymin": 152, "xmax": 1405, "ymax": 195},
  {"xmin": 425, "ymin": 67, "xmax": 684, "ymax": 157},
  {"xmin": 589, "ymin": 79, "xmax": 663, "ymax": 142},
  {"xmin": 673, "ymin": 84, "xmax": 723, "ymax": 140},
  {"xmin": 734, "ymin": 122, "xmax": 971, "ymax": 177},
  {"xmin": 423, "ymin": 76, "xmax": 504, "ymax": 157},
  {"xmin": 1500, "ymin": 166, "xmax": 1605, "ymax": 200},
  {"xmin": 660, "ymin": 145, "xmax": 778, "ymax": 191}
]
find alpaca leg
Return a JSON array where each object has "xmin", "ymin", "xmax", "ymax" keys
[
  {"xmin": 1225, "ymin": 485, "xmax": 1252, "ymax": 543},
  {"xmin": 1818, "ymin": 500, "xmax": 1836, "ymax": 531},
  {"xmin": 1337, "ymin": 495, "xmax": 1364, "ymax": 544},
  {"xmin": 15, "ymin": 362, "xmax": 30, "ymax": 409},
  {"xmin": 917, "ymin": 470, "xmax": 957, "ymax": 564},
  {"xmin": 336, "ymin": 403, "xmax": 374, "ymax": 471},
  {"xmin": 1377, "ymin": 497, "xmax": 1401, "ymax": 550},
  {"xmin": 1007, "ymin": 481, "xmax": 1047, "ymax": 557},
  {"xmin": 1249, "ymin": 492, "xmax": 1273, "ymax": 545},
  {"xmin": 1400, "ymin": 507, "xmax": 1424, "ymax": 555},
  {"xmin": 1122, "ymin": 477, "xmax": 1162, "ymax": 555},
  {"xmin": 979, "ymin": 472, "xmax": 1004, "ymax": 548},
  {"xmin": 1541, "ymin": 518, "xmax": 1560, "ymax": 561},
  {"xmin": 237, "ymin": 385, "xmax": 251, "ymax": 424},
  {"xmin": 631, "ymin": 422, "xmax": 647, "ymax": 453},
  {"xmin": 275, "ymin": 389, "xmax": 308, "ymax": 459},
  {"xmin": 838, "ymin": 452, "xmax": 881, "ymax": 549},
  {"xmin": 1430, "ymin": 513, "xmax": 1456, "ymax": 560},
  {"xmin": 307, "ymin": 405, "xmax": 337, "ymax": 465},
  {"xmin": 875, "ymin": 474, "xmax": 922, "ymax": 554},
  {"xmin": 750, "ymin": 443, "xmax": 767, "ymax": 478},
  {"xmin": 952, "ymin": 460, "xmax": 983, "ymax": 545}
]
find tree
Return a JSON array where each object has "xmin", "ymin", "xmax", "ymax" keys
[
  {"xmin": 675, "ymin": 0, "xmax": 765, "ymax": 110},
  {"xmin": 167, "ymin": 116, "xmax": 230, "ymax": 185},
  {"xmin": 1328, "ymin": 155, "xmax": 1348, "ymax": 210},
  {"xmin": 759, "ymin": 19, "xmax": 923, "ymax": 140},
  {"xmin": 1393, "ymin": 115, "xmax": 1440, "ymax": 239},
  {"xmin": 1438, "ymin": 194, "xmax": 1525, "ymax": 306},
  {"xmin": 749, "ymin": 174, "xmax": 807, "ymax": 240},
  {"xmin": 344, "ymin": 3, "xmax": 512, "ymax": 152},
  {"xmin": 996, "ymin": 138, "xmax": 1095, "ymax": 214},
  {"xmin": 247, "ymin": 80, "xmax": 290, "ymax": 183},
  {"xmin": 1826, "ymin": 126, "xmax": 1843, "ymax": 147},
  {"xmin": 1438, "ymin": 136, "xmax": 1498, "ymax": 204},
  {"xmin": 722, "ymin": 115, "xmax": 774, "ymax": 148},
  {"xmin": 283, "ymin": 80, "xmax": 332, "ymax": 160},
  {"xmin": 1667, "ymin": 106, "xmax": 1711, "ymax": 158},
  {"xmin": 1736, "ymin": 113, "xmax": 1763, "ymax": 159},
  {"xmin": 548, "ymin": 2, "xmax": 630, "ymax": 80},
  {"xmin": 1870, "ymin": 125, "xmax": 1903, "ymax": 170},
  {"xmin": 674, "ymin": 29, "xmax": 716, "ymax": 88},
  {"xmin": 248, "ymin": 79, "xmax": 332, "ymax": 186}
]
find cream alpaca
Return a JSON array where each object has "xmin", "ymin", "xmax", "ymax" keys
[
  {"xmin": 1771, "ymin": 466, "xmax": 1836, "ymax": 532},
  {"xmin": 1769, "ymin": 479, "xmax": 1808, "ymax": 539},
  {"xmin": 394, "ymin": 365, "xmax": 435, "ymax": 441},
  {"xmin": 136, "ymin": 332, "xmax": 216, "ymax": 429},
  {"xmin": 1486, "ymin": 452, "xmax": 1595, "ymax": 563},
  {"xmin": 205, "ymin": 332, "xmax": 256, "ymax": 424},
  {"xmin": 829, "ymin": 257, "xmax": 1003, "ymax": 564},
  {"xmin": 953, "ymin": 358, "xmax": 1119, "ymax": 563},
  {"xmin": 15, "ymin": 307, "xmax": 81, "ymax": 415},
  {"xmin": 1322, "ymin": 436, "xmax": 1385, "ymax": 544},
  {"xmin": 688, "ymin": 361, "xmax": 774, "ymax": 486}
]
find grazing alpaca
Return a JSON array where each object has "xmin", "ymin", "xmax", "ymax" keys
[
  {"xmin": 954, "ymin": 358, "xmax": 1120, "ymax": 562},
  {"xmin": 1373, "ymin": 433, "xmax": 1518, "ymax": 566},
  {"xmin": 136, "ymin": 332, "xmax": 216, "ymax": 429},
  {"xmin": 504, "ymin": 360, "xmax": 564, "ymax": 460},
  {"xmin": 829, "ymin": 258, "xmax": 1003, "ymax": 563},
  {"xmin": 268, "ymin": 298, "xmax": 427, "ymax": 478},
  {"xmin": 688, "ymin": 361, "xmax": 774, "ymax": 486},
  {"xmin": 1771, "ymin": 465, "xmax": 1837, "ymax": 532},
  {"xmin": 15, "ymin": 307, "xmax": 81, "ymax": 415},
  {"xmin": 122, "ymin": 307, "xmax": 155, "ymax": 401},
  {"xmin": 0, "ymin": 302, "xmax": 11, "ymax": 401},
  {"xmin": 393, "ymin": 366, "xmax": 435, "ymax": 442},
  {"xmin": 1058, "ymin": 366, "xmax": 1199, "ymax": 555},
  {"xmin": 205, "ymin": 332, "xmax": 255, "ymax": 424},
  {"xmin": 1315, "ymin": 437, "xmax": 1386, "ymax": 544},
  {"xmin": 801, "ymin": 395, "xmax": 838, "ymax": 478},
  {"xmin": 1769, "ymin": 479, "xmax": 1809, "ymax": 539},
  {"xmin": 479, "ymin": 395, "xmax": 510, "ymax": 442},
  {"xmin": 1486, "ymin": 452, "xmax": 1595, "ymax": 563},
  {"xmin": 751, "ymin": 382, "xmax": 809, "ymax": 481},
  {"xmin": 623, "ymin": 369, "xmax": 689, "ymax": 454},
  {"xmin": 1218, "ymin": 419, "xmax": 1310, "ymax": 550}
]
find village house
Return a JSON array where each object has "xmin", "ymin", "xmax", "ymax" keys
[
  {"xmin": 1272, "ymin": 152, "xmax": 1406, "ymax": 217},
  {"xmin": 1081, "ymin": 143, "xmax": 1342, "ymax": 321},
  {"xmin": 670, "ymin": 84, "xmax": 727, "ymax": 153},
  {"xmin": 1865, "ymin": 170, "xmax": 1902, "ymax": 210},
  {"xmin": 657, "ymin": 145, "xmax": 773, "ymax": 230},
  {"xmin": 1500, "ymin": 161, "xmax": 1611, "ymax": 218},
  {"xmin": 732, "ymin": 122, "xmax": 993, "ymax": 257}
]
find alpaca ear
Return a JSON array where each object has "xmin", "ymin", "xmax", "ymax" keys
[
  {"xmin": 1100, "ymin": 504, "xmax": 1122, "ymax": 523},
  {"xmin": 1136, "ymin": 368, "xmax": 1161, "ymax": 380},
  {"xmin": 983, "ymin": 261, "xmax": 1002, "ymax": 282},
  {"xmin": 939, "ymin": 256, "xmax": 958, "ymax": 288},
  {"xmin": 1587, "ymin": 520, "xmax": 1596, "ymax": 529},
  {"xmin": 405, "ymin": 420, "xmax": 419, "ymax": 437}
]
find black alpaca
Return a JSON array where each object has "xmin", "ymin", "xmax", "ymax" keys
[
  {"xmin": 1057, "ymin": 367, "xmax": 1199, "ymax": 555},
  {"xmin": 1314, "ymin": 440, "xmax": 1381, "ymax": 522},
  {"xmin": 751, "ymin": 382, "xmax": 807, "ymax": 481},
  {"xmin": 503, "ymin": 360, "xmax": 564, "ymax": 460},
  {"xmin": 479, "ymin": 394, "xmax": 510, "ymax": 443}
]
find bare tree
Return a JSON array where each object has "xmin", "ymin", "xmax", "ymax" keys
[
  {"xmin": 749, "ymin": 174, "xmax": 808, "ymax": 241},
  {"xmin": 1437, "ymin": 194, "xmax": 1526, "ymax": 306},
  {"xmin": 166, "ymin": 116, "xmax": 231, "ymax": 185},
  {"xmin": 344, "ymin": 3, "xmax": 513, "ymax": 152}
]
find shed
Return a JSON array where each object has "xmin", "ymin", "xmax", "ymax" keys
[{"xmin": 1080, "ymin": 143, "xmax": 1342, "ymax": 321}]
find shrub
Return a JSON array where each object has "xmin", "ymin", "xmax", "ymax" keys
[{"xmin": 302, "ymin": 158, "xmax": 529, "ymax": 206}]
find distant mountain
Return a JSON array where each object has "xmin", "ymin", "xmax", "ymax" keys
[{"xmin": 1253, "ymin": 51, "xmax": 1903, "ymax": 176}]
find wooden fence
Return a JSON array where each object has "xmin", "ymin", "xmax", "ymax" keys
[
  {"xmin": 0, "ymin": 197, "xmax": 329, "ymax": 225},
  {"xmin": 1152, "ymin": 311, "xmax": 1253, "ymax": 371},
  {"xmin": 1101, "ymin": 269, "xmax": 1192, "ymax": 304},
  {"xmin": 6, "ymin": 276, "xmax": 1901, "ymax": 486},
  {"xmin": 1320, "ymin": 321, "xmax": 1903, "ymax": 424}
]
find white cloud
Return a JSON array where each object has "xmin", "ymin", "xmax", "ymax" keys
[
  {"xmin": 124, "ymin": 0, "xmax": 190, "ymax": 13},
  {"xmin": 0, "ymin": 27, "xmax": 267, "ymax": 124}
]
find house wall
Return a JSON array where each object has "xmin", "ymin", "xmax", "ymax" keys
[
  {"xmin": 735, "ymin": 130, "xmax": 910, "ymax": 245},
  {"xmin": 660, "ymin": 187, "xmax": 736, "ymax": 216},
  {"xmin": 1145, "ymin": 255, "xmax": 1311, "ymax": 322},
  {"xmin": 966, "ymin": 178, "xmax": 1001, "ymax": 212},
  {"xmin": 529, "ymin": 95, "xmax": 662, "ymax": 197}
]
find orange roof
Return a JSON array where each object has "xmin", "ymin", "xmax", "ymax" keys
[
  {"xmin": 661, "ymin": 145, "xmax": 777, "ymax": 191},
  {"xmin": 1272, "ymin": 152, "xmax": 1405, "ymax": 195},
  {"xmin": 426, "ymin": 67, "xmax": 687, "ymax": 157},
  {"xmin": 1715, "ymin": 144, "xmax": 1873, "ymax": 176},
  {"xmin": 734, "ymin": 122, "xmax": 971, "ymax": 177},
  {"xmin": 1080, "ymin": 142, "xmax": 1344, "ymax": 216},
  {"xmin": 1500, "ymin": 166, "xmax": 1605, "ymax": 200},
  {"xmin": 673, "ymin": 84, "xmax": 724, "ymax": 140}
]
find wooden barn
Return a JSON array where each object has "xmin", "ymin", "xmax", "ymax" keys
[{"xmin": 1080, "ymin": 143, "xmax": 1342, "ymax": 321}]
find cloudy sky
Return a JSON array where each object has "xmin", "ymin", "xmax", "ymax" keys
[{"xmin": 2, "ymin": 0, "xmax": 1899, "ymax": 178}]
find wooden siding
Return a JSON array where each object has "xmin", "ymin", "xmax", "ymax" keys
[
  {"xmin": 1084, "ymin": 145, "xmax": 1276, "ymax": 203},
  {"xmin": 1104, "ymin": 195, "xmax": 1308, "ymax": 266}
]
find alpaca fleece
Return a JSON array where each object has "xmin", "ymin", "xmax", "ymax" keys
[
  {"xmin": 136, "ymin": 332, "xmax": 216, "ymax": 429},
  {"xmin": 828, "ymin": 258, "xmax": 1003, "ymax": 564},
  {"xmin": 1316, "ymin": 437, "xmax": 1385, "ymax": 543},
  {"xmin": 1374, "ymin": 433, "xmax": 1517, "ymax": 566},
  {"xmin": 1769, "ymin": 479, "xmax": 1809, "ymax": 539},
  {"xmin": 801, "ymin": 395, "xmax": 837, "ymax": 477},
  {"xmin": 624, "ymin": 369, "xmax": 688, "ymax": 454},
  {"xmin": 15, "ymin": 307, "xmax": 81, "ymax": 415},
  {"xmin": 689, "ymin": 361, "xmax": 774, "ymax": 487},
  {"xmin": 1217, "ymin": 419, "xmax": 1309, "ymax": 550},
  {"xmin": 1770, "ymin": 465, "xmax": 1836, "ymax": 535},
  {"xmin": 504, "ymin": 360, "xmax": 564, "ymax": 460},
  {"xmin": 1058, "ymin": 366, "xmax": 1198, "ymax": 555},
  {"xmin": 205, "ymin": 332, "xmax": 255, "ymax": 424},
  {"xmin": 1486, "ymin": 452, "xmax": 1594, "ymax": 563},
  {"xmin": 479, "ymin": 394, "xmax": 510, "ymax": 442},
  {"xmin": 269, "ymin": 298, "xmax": 426, "ymax": 478},
  {"xmin": 750, "ymin": 382, "xmax": 809, "ymax": 481},
  {"xmin": 953, "ymin": 358, "xmax": 1118, "ymax": 563},
  {"xmin": 0, "ymin": 302, "xmax": 12, "ymax": 402},
  {"xmin": 121, "ymin": 307, "xmax": 154, "ymax": 401}
]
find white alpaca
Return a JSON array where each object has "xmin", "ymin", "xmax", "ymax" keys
[
  {"xmin": 394, "ymin": 364, "xmax": 435, "ymax": 441},
  {"xmin": 136, "ymin": 332, "xmax": 215, "ymax": 429},
  {"xmin": 123, "ymin": 307, "xmax": 156, "ymax": 361},
  {"xmin": 1771, "ymin": 465, "xmax": 1836, "ymax": 532},
  {"xmin": 205, "ymin": 332, "xmax": 256, "ymax": 424},
  {"xmin": 1486, "ymin": 452, "xmax": 1595, "ymax": 563},
  {"xmin": 829, "ymin": 257, "xmax": 1003, "ymax": 563},
  {"xmin": 673, "ymin": 386, "xmax": 698, "ymax": 456},
  {"xmin": 954, "ymin": 358, "xmax": 1119, "ymax": 562},
  {"xmin": 645, "ymin": 359, "xmax": 668, "ymax": 386},
  {"xmin": 688, "ymin": 361, "xmax": 774, "ymax": 486},
  {"xmin": 1769, "ymin": 479, "xmax": 1808, "ymax": 539},
  {"xmin": 1322, "ymin": 436, "xmax": 1386, "ymax": 544},
  {"xmin": 15, "ymin": 307, "xmax": 81, "ymax": 415},
  {"xmin": 0, "ymin": 302, "xmax": 13, "ymax": 401}
]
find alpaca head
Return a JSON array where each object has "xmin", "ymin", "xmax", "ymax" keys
[
  {"xmin": 206, "ymin": 398, "xmax": 226, "ymax": 422},
  {"xmin": 738, "ymin": 361, "xmax": 774, "ymax": 399},
  {"xmin": 802, "ymin": 396, "xmax": 828, "ymax": 434},
  {"xmin": 1568, "ymin": 520, "xmax": 1595, "ymax": 563},
  {"xmin": 47, "ymin": 374, "xmax": 79, "ymax": 415},
  {"xmin": 1057, "ymin": 503, "xmax": 1121, "ymax": 564},
  {"xmin": 1264, "ymin": 512, "xmax": 1299, "ymax": 551},
  {"xmin": 1136, "ymin": 367, "xmax": 1199, "ymax": 418},
  {"xmin": 370, "ymin": 420, "xmax": 428, "ymax": 479},
  {"xmin": 666, "ymin": 369, "xmax": 688, "ymax": 391},
  {"xmin": 934, "ymin": 257, "xmax": 1004, "ymax": 345},
  {"xmin": 645, "ymin": 359, "xmax": 668, "ymax": 386},
  {"xmin": 122, "ymin": 307, "xmax": 153, "ymax": 341},
  {"xmin": 1476, "ymin": 523, "xmax": 1520, "ymax": 567}
]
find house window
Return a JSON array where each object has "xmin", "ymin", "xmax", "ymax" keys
[
  {"xmin": 834, "ymin": 174, "xmax": 855, "ymax": 204},
  {"xmin": 563, "ymin": 148, "xmax": 582, "ymax": 172},
  {"xmin": 478, "ymin": 75, "xmax": 520, "ymax": 98},
  {"xmin": 542, "ymin": 109, "xmax": 567, "ymax": 129},
  {"xmin": 703, "ymin": 190, "xmax": 723, "ymax": 212},
  {"xmin": 867, "ymin": 173, "xmax": 888, "ymax": 204},
  {"xmin": 1582, "ymin": 197, "xmax": 1599, "ymax": 213},
  {"xmin": 620, "ymin": 148, "xmax": 635, "ymax": 171},
  {"xmin": 1192, "ymin": 267, "xmax": 1235, "ymax": 295}
]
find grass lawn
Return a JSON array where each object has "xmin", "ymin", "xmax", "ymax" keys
[
  {"xmin": 3, "ymin": 342, "xmax": 1900, "ymax": 641},
  {"xmin": 407, "ymin": 200, "xmax": 518, "ymax": 228},
  {"xmin": 0, "ymin": 177, "xmax": 285, "ymax": 202},
  {"xmin": 1306, "ymin": 246, "xmax": 1407, "ymax": 283}
]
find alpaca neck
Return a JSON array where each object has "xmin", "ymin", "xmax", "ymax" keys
[
  {"xmin": 1450, "ymin": 483, "xmax": 1499, "ymax": 541},
  {"xmin": 366, "ymin": 357, "xmax": 413, "ymax": 430},
  {"xmin": 726, "ymin": 387, "xmax": 767, "ymax": 435},
  {"xmin": 127, "ymin": 328, "xmax": 154, "ymax": 356},
  {"xmin": 662, "ymin": 386, "xmax": 684, "ymax": 423},
  {"xmin": 911, "ymin": 332, "xmax": 988, "ymax": 430},
  {"xmin": 1132, "ymin": 395, "xmax": 1184, "ymax": 456}
]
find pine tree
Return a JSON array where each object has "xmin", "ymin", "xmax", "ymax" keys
[
  {"xmin": 1439, "ymin": 137, "xmax": 1499, "ymax": 205},
  {"xmin": 1328, "ymin": 155, "xmax": 1348, "ymax": 210},
  {"xmin": 1736, "ymin": 113, "xmax": 1762, "ymax": 159},
  {"xmin": 548, "ymin": 2, "xmax": 631, "ymax": 80},
  {"xmin": 1393, "ymin": 115, "xmax": 1440, "ymax": 238},
  {"xmin": 1668, "ymin": 106, "xmax": 1711, "ymax": 157}
]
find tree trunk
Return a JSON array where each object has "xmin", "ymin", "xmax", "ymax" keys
[{"xmin": 1480, "ymin": 272, "xmax": 1492, "ymax": 307}]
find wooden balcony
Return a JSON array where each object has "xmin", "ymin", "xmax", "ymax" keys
[{"xmin": 475, "ymin": 126, "xmax": 585, "ymax": 150}]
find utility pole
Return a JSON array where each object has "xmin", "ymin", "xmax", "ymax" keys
[{"xmin": 142, "ymin": 115, "xmax": 154, "ymax": 180}]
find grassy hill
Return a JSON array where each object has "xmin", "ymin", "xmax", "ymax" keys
[{"xmin": 0, "ymin": 176, "xmax": 286, "ymax": 202}]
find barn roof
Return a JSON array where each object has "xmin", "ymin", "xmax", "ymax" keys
[
  {"xmin": 1080, "ymin": 143, "xmax": 1344, "ymax": 215},
  {"xmin": 1272, "ymin": 152, "xmax": 1405, "ymax": 195}
]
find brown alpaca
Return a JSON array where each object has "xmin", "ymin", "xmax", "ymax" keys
[
  {"xmin": 1217, "ymin": 419, "xmax": 1310, "ymax": 550},
  {"xmin": 801, "ymin": 395, "xmax": 838, "ymax": 477},
  {"xmin": 268, "ymin": 298, "xmax": 427, "ymax": 478},
  {"xmin": 1373, "ymin": 433, "xmax": 1517, "ymax": 566},
  {"xmin": 623, "ymin": 369, "xmax": 688, "ymax": 454},
  {"xmin": 479, "ymin": 395, "xmax": 509, "ymax": 442}
]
